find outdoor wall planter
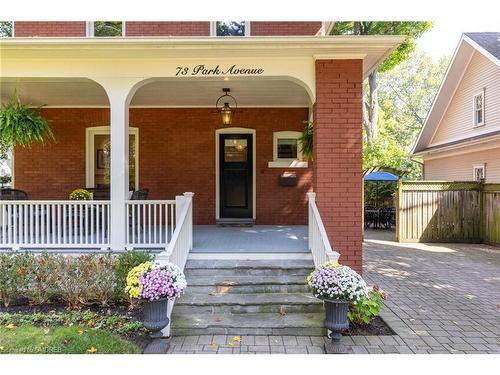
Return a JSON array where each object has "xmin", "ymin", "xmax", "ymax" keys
[
  {"xmin": 279, "ymin": 172, "xmax": 297, "ymax": 186},
  {"xmin": 323, "ymin": 299, "xmax": 351, "ymax": 354}
]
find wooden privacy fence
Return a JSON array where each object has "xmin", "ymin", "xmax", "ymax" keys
[{"xmin": 397, "ymin": 181, "xmax": 500, "ymax": 245}]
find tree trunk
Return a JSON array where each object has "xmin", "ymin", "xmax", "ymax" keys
[{"xmin": 363, "ymin": 71, "xmax": 379, "ymax": 145}]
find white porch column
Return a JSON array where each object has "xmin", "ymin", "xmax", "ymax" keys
[{"xmin": 93, "ymin": 77, "xmax": 145, "ymax": 251}]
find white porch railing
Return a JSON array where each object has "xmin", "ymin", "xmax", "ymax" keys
[
  {"xmin": 156, "ymin": 192, "xmax": 194, "ymax": 270},
  {"xmin": 0, "ymin": 201, "xmax": 110, "ymax": 249},
  {"xmin": 125, "ymin": 200, "xmax": 176, "ymax": 248},
  {"xmin": 307, "ymin": 192, "xmax": 340, "ymax": 266}
]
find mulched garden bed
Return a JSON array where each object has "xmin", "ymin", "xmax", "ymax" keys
[
  {"xmin": 0, "ymin": 301, "xmax": 152, "ymax": 351},
  {"xmin": 343, "ymin": 316, "xmax": 396, "ymax": 336}
]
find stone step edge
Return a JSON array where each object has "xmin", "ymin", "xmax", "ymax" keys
[
  {"xmin": 171, "ymin": 312, "xmax": 325, "ymax": 329},
  {"xmin": 176, "ymin": 293, "xmax": 323, "ymax": 306},
  {"xmin": 185, "ymin": 276, "xmax": 309, "ymax": 286}
]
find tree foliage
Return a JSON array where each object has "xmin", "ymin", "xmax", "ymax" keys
[
  {"xmin": 364, "ymin": 52, "xmax": 450, "ymax": 178},
  {"xmin": 330, "ymin": 22, "xmax": 433, "ymax": 144}
]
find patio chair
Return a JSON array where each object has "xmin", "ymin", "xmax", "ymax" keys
[
  {"xmin": 129, "ymin": 189, "xmax": 150, "ymax": 235},
  {"xmin": 0, "ymin": 188, "xmax": 28, "ymax": 200}
]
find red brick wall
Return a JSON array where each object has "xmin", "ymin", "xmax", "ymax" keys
[
  {"xmin": 125, "ymin": 22, "xmax": 210, "ymax": 36},
  {"xmin": 14, "ymin": 22, "xmax": 86, "ymax": 37},
  {"xmin": 13, "ymin": 21, "xmax": 321, "ymax": 37},
  {"xmin": 314, "ymin": 59, "xmax": 363, "ymax": 273},
  {"xmin": 14, "ymin": 108, "xmax": 311, "ymax": 225},
  {"xmin": 251, "ymin": 22, "xmax": 322, "ymax": 36}
]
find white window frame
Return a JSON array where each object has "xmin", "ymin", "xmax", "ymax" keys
[
  {"xmin": 473, "ymin": 164, "xmax": 486, "ymax": 181},
  {"xmin": 268, "ymin": 131, "xmax": 308, "ymax": 168},
  {"xmin": 85, "ymin": 126, "xmax": 139, "ymax": 189},
  {"xmin": 210, "ymin": 21, "xmax": 250, "ymax": 37},
  {"xmin": 86, "ymin": 21, "xmax": 126, "ymax": 37},
  {"xmin": 472, "ymin": 89, "xmax": 485, "ymax": 127}
]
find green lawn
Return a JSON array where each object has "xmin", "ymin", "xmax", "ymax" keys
[{"xmin": 0, "ymin": 324, "xmax": 141, "ymax": 354}]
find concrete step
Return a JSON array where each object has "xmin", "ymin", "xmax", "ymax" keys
[
  {"xmin": 174, "ymin": 292, "xmax": 323, "ymax": 314},
  {"xmin": 184, "ymin": 259, "xmax": 314, "ymax": 277},
  {"xmin": 186, "ymin": 275, "xmax": 310, "ymax": 294},
  {"xmin": 170, "ymin": 312, "xmax": 326, "ymax": 336}
]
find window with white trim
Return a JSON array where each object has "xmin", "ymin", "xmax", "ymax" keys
[
  {"xmin": 211, "ymin": 21, "xmax": 249, "ymax": 36},
  {"xmin": 0, "ymin": 21, "xmax": 13, "ymax": 37},
  {"xmin": 268, "ymin": 131, "xmax": 308, "ymax": 168},
  {"xmin": 473, "ymin": 90, "xmax": 485, "ymax": 127},
  {"xmin": 88, "ymin": 21, "xmax": 124, "ymax": 37},
  {"xmin": 473, "ymin": 164, "xmax": 485, "ymax": 181}
]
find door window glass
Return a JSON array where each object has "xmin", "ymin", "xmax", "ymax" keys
[{"xmin": 224, "ymin": 139, "xmax": 247, "ymax": 162}]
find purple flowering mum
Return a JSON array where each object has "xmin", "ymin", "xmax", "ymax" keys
[{"xmin": 138, "ymin": 268, "xmax": 183, "ymax": 301}]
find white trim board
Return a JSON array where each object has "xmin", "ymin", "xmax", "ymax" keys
[{"xmin": 215, "ymin": 127, "xmax": 256, "ymax": 221}]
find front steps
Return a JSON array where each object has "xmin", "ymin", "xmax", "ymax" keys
[{"xmin": 171, "ymin": 258, "xmax": 326, "ymax": 336}]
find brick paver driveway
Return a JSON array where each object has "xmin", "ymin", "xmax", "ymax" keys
[{"xmin": 364, "ymin": 230, "xmax": 500, "ymax": 354}]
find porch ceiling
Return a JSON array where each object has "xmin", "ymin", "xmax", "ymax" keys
[
  {"xmin": 0, "ymin": 77, "xmax": 109, "ymax": 107},
  {"xmin": 0, "ymin": 77, "xmax": 311, "ymax": 107},
  {"xmin": 130, "ymin": 78, "xmax": 311, "ymax": 107}
]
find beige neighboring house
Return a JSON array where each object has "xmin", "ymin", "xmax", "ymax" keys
[{"xmin": 413, "ymin": 32, "xmax": 500, "ymax": 182}]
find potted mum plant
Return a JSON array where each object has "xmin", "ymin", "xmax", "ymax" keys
[
  {"xmin": 126, "ymin": 261, "xmax": 187, "ymax": 352},
  {"xmin": 307, "ymin": 261, "xmax": 368, "ymax": 354}
]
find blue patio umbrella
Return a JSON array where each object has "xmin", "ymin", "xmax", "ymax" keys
[
  {"xmin": 363, "ymin": 171, "xmax": 401, "ymax": 208},
  {"xmin": 363, "ymin": 171, "xmax": 399, "ymax": 181}
]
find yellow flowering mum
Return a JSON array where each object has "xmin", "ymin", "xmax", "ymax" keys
[{"xmin": 125, "ymin": 261, "xmax": 154, "ymax": 299}]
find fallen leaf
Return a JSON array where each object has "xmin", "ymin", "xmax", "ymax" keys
[
  {"xmin": 216, "ymin": 286, "xmax": 232, "ymax": 294},
  {"xmin": 233, "ymin": 336, "xmax": 241, "ymax": 342},
  {"xmin": 5, "ymin": 323, "xmax": 15, "ymax": 330},
  {"xmin": 43, "ymin": 328, "xmax": 50, "ymax": 335},
  {"xmin": 279, "ymin": 306, "xmax": 286, "ymax": 316},
  {"xmin": 77, "ymin": 329, "xmax": 85, "ymax": 335},
  {"xmin": 211, "ymin": 341, "xmax": 218, "ymax": 348},
  {"xmin": 227, "ymin": 342, "xmax": 235, "ymax": 347},
  {"xmin": 208, "ymin": 291, "xmax": 217, "ymax": 296},
  {"xmin": 87, "ymin": 347, "xmax": 98, "ymax": 354}
]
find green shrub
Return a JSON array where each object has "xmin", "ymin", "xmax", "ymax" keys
[
  {"xmin": 0, "ymin": 250, "xmax": 153, "ymax": 308},
  {"xmin": 24, "ymin": 252, "xmax": 62, "ymax": 305},
  {"xmin": 347, "ymin": 289, "xmax": 384, "ymax": 325},
  {"xmin": 87, "ymin": 253, "xmax": 117, "ymax": 306},
  {"xmin": 0, "ymin": 251, "xmax": 30, "ymax": 307},
  {"xmin": 114, "ymin": 250, "xmax": 153, "ymax": 300}
]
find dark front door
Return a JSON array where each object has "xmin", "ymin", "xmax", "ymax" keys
[{"xmin": 219, "ymin": 133, "xmax": 253, "ymax": 220}]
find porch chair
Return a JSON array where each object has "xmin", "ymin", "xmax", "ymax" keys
[
  {"xmin": 0, "ymin": 188, "xmax": 29, "ymax": 200},
  {"xmin": 128, "ymin": 189, "xmax": 150, "ymax": 237}
]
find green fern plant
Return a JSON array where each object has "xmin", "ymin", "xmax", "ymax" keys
[
  {"xmin": 299, "ymin": 121, "xmax": 313, "ymax": 160},
  {"xmin": 0, "ymin": 92, "xmax": 54, "ymax": 149}
]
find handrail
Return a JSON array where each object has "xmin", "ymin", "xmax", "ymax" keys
[
  {"xmin": 157, "ymin": 192, "xmax": 194, "ymax": 271},
  {"xmin": 307, "ymin": 192, "xmax": 340, "ymax": 266}
]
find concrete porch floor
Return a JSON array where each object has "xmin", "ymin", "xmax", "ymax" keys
[{"xmin": 192, "ymin": 225, "xmax": 308, "ymax": 253}]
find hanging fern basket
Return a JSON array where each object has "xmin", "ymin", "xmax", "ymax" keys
[
  {"xmin": 299, "ymin": 121, "xmax": 313, "ymax": 161},
  {"xmin": 0, "ymin": 93, "xmax": 54, "ymax": 149}
]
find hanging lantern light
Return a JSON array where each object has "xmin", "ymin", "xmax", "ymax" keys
[{"xmin": 216, "ymin": 88, "xmax": 237, "ymax": 126}]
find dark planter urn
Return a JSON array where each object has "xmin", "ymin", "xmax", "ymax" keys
[
  {"xmin": 323, "ymin": 299, "xmax": 351, "ymax": 354},
  {"xmin": 143, "ymin": 298, "xmax": 170, "ymax": 338}
]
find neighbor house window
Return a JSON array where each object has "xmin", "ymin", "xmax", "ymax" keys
[
  {"xmin": 473, "ymin": 164, "xmax": 486, "ymax": 181},
  {"xmin": 212, "ymin": 21, "xmax": 249, "ymax": 36},
  {"xmin": 0, "ymin": 21, "xmax": 13, "ymax": 37},
  {"xmin": 473, "ymin": 90, "xmax": 485, "ymax": 127},
  {"xmin": 268, "ymin": 131, "xmax": 307, "ymax": 168},
  {"xmin": 88, "ymin": 21, "xmax": 124, "ymax": 37}
]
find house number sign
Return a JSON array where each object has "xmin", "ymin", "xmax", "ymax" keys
[{"xmin": 175, "ymin": 64, "xmax": 264, "ymax": 77}]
